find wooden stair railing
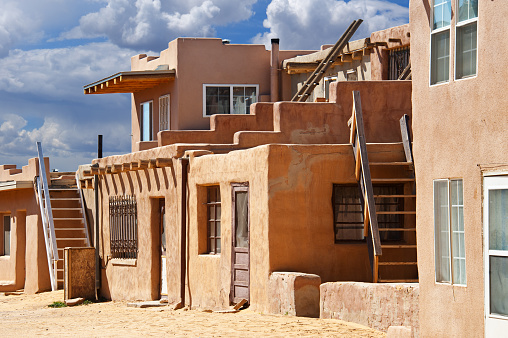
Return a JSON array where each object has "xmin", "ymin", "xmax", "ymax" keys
[
  {"xmin": 349, "ymin": 93, "xmax": 418, "ymax": 283},
  {"xmin": 349, "ymin": 91, "xmax": 382, "ymax": 282},
  {"xmin": 291, "ymin": 19, "xmax": 363, "ymax": 102},
  {"xmin": 35, "ymin": 142, "xmax": 59, "ymax": 291}
]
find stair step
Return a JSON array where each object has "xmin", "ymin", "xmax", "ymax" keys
[
  {"xmin": 56, "ymin": 238, "xmax": 87, "ymax": 241},
  {"xmin": 378, "ymin": 262, "xmax": 418, "ymax": 266},
  {"xmin": 378, "ymin": 279, "xmax": 418, "ymax": 283},
  {"xmin": 52, "ymin": 208, "xmax": 82, "ymax": 211},
  {"xmin": 377, "ymin": 211, "xmax": 416, "ymax": 215},
  {"xmin": 372, "ymin": 178, "xmax": 415, "ymax": 183},
  {"xmin": 50, "ymin": 198, "xmax": 80, "ymax": 201},
  {"xmin": 53, "ymin": 218, "xmax": 84, "ymax": 221},
  {"xmin": 379, "ymin": 228, "xmax": 416, "ymax": 231},
  {"xmin": 54, "ymin": 228, "xmax": 85, "ymax": 231},
  {"xmin": 370, "ymin": 162, "xmax": 413, "ymax": 166},
  {"xmin": 374, "ymin": 194, "xmax": 416, "ymax": 198},
  {"xmin": 381, "ymin": 245, "xmax": 417, "ymax": 249}
]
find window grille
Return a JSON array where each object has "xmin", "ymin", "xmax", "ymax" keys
[
  {"xmin": 333, "ymin": 185, "xmax": 403, "ymax": 242},
  {"xmin": 389, "ymin": 47, "xmax": 410, "ymax": 80},
  {"xmin": 109, "ymin": 195, "xmax": 138, "ymax": 259},
  {"xmin": 206, "ymin": 186, "xmax": 221, "ymax": 254}
]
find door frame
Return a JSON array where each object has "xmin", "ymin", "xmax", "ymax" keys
[
  {"xmin": 159, "ymin": 198, "xmax": 167, "ymax": 299},
  {"xmin": 484, "ymin": 173, "xmax": 508, "ymax": 336},
  {"xmin": 230, "ymin": 182, "xmax": 250, "ymax": 304}
]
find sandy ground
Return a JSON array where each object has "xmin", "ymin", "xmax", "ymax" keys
[{"xmin": 0, "ymin": 291, "xmax": 386, "ymax": 337}]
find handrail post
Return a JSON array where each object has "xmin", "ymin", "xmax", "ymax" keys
[{"xmin": 76, "ymin": 173, "xmax": 91, "ymax": 246}]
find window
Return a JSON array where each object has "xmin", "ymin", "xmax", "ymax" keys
[
  {"xmin": 455, "ymin": 0, "xmax": 478, "ymax": 79},
  {"xmin": 109, "ymin": 195, "xmax": 138, "ymax": 259},
  {"xmin": 206, "ymin": 186, "xmax": 221, "ymax": 254},
  {"xmin": 434, "ymin": 179, "xmax": 466, "ymax": 285},
  {"xmin": 1, "ymin": 215, "xmax": 10, "ymax": 256},
  {"xmin": 159, "ymin": 95, "xmax": 170, "ymax": 131},
  {"xmin": 140, "ymin": 101, "xmax": 153, "ymax": 141},
  {"xmin": 388, "ymin": 47, "xmax": 410, "ymax": 80},
  {"xmin": 332, "ymin": 185, "xmax": 403, "ymax": 242},
  {"xmin": 431, "ymin": 0, "xmax": 451, "ymax": 85},
  {"xmin": 203, "ymin": 85, "xmax": 258, "ymax": 116}
]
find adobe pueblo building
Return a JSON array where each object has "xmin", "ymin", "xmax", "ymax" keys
[{"xmin": 79, "ymin": 21, "xmax": 417, "ymax": 323}]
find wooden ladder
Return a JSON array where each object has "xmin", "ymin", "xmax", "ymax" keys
[
  {"xmin": 350, "ymin": 92, "xmax": 418, "ymax": 283},
  {"xmin": 291, "ymin": 19, "xmax": 363, "ymax": 102}
]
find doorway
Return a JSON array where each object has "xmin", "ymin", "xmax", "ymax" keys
[
  {"xmin": 159, "ymin": 199, "xmax": 167, "ymax": 300},
  {"xmin": 484, "ymin": 175, "xmax": 508, "ymax": 336},
  {"xmin": 230, "ymin": 183, "xmax": 249, "ymax": 304}
]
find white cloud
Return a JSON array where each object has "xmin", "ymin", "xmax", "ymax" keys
[
  {"xmin": 0, "ymin": 42, "xmax": 135, "ymax": 99},
  {"xmin": 252, "ymin": 0, "xmax": 409, "ymax": 49},
  {"xmin": 59, "ymin": 0, "xmax": 258, "ymax": 51}
]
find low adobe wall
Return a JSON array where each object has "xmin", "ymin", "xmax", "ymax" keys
[
  {"xmin": 320, "ymin": 282, "xmax": 419, "ymax": 336},
  {"xmin": 268, "ymin": 272, "xmax": 321, "ymax": 318}
]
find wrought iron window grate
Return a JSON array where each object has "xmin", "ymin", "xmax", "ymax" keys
[{"xmin": 109, "ymin": 195, "xmax": 138, "ymax": 259}]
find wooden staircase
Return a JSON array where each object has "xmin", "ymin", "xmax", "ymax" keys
[
  {"xmin": 36, "ymin": 142, "xmax": 90, "ymax": 290},
  {"xmin": 349, "ymin": 92, "xmax": 417, "ymax": 283}
]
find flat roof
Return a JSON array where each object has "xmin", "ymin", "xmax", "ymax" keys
[
  {"xmin": 0, "ymin": 180, "xmax": 33, "ymax": 191},
  {"xmin": 83, "ymin": 70, "xmax": 176, "ymax": 94}
]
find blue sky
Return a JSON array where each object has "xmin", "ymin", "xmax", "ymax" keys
[{"xmin": 0, "ymin": 0, "xmax": 408, "ymax": 171}]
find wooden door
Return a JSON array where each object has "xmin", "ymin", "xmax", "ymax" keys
[
  {"xmin": 230, "ymin": 183, "xmax": 249, "ymax": 304},
  {"xmin": 484, "ymin": 175, "xmax": 508, "ymax": 336}
]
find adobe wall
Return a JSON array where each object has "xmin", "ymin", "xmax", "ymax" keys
[
  {"xmin": 0, "ymin": 158, "xmax": 51, "ymax": 294},
  {"xmin": 410, "ymin": 1, "xmax": 508, "ymax": 337},
  {"xmin": 94, "ymin": 147, "xmax": 179, "ymax": 302}
]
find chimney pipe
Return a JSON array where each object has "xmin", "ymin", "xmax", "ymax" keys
[{"xmin": 270, "ymin": 38, "xmax": 280, "ymax": 102}]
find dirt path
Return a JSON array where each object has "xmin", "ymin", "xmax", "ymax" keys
[{"xmin": 0, "ymin": 291, "xmax": 385, "ymax": 337}]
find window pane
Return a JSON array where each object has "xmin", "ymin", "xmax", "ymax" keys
[
  {"xmin": 433, "ymin": 0, "xmax": 451, "ymax": 30},
  {"xmin": 490, "ymin": 256, "xmax": 508, "ymax": 317},
  {"xmin": 141, "ymin": 102, "xmax": 152, "ymax": 141},
  {"xmin": 489, "ymin": 189, "xmax": 508, "ymax": 251},
  {"xmin": 431, "ymin": 30, "xmax": 450, "ymax": 84},
  {"xmin": 232, "ymin": 86, "xmax": 257, "ymax": 114},
  {"xmin": 458, "ymin": 0, "xmax": 478, "ymax": 22},
  {"xmin": 206, "ymin": 86, "xmax": 230, "ymax": 115},
  {"xmin": 3, "ymin": 216, "xmax": 10, "ymax": 256},
  {"xmin": 456, "ymin": 22, "xmax": 477, "ymax": 79},
  {"xmin": 235, "ymin": 191, "xmax": 249, "ymax": 248},
  {"xmin": 434, "ymin": 180, "xmax": 451, "ymax": 282}
]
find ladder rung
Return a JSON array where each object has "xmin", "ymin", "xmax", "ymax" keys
[
  {"xmin": 374, "ymin": 195, "xmax": 416, "ymax": 198},
  {"xmin": 377, "ymin": 211, "xmax": 416, "ymax": 215},
  {"xmin": 371, "ymin": 178, "xmax": 415, "ymax": 183},
  {"xmin": 370, "ymin": 162, "xmax": 413, "ymax": 166},
  {"xmin": 381, "ymin": 245, "xmax": 417, "ymax": 249},
  {"xmin": 378, "ymin": 262, "xmax": 417, "ymax": 266},
  {"xmin": 378, "ymin": 228, "xmax": 416, "ymax": 231}
]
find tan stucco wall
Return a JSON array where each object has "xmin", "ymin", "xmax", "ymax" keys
[
  {"xmin": 370, "ymin": 24, "xmax": 410, "ymax": 81},
  {"xmin": 0, "ymin": 158, "xmax": 51, "ymax": 293},
  {"xmin": 410, "ymin": 0, "xmax": 508, "ymax": 336}
]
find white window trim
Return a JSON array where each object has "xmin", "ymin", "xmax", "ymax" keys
[
  {"xmin": 429, "ymin": 0, "xmax": 452, "ymax": 86},
  {"xmin": 433, "ymin": 178, "xmax": 467, "ymax": 286},
  {"xmin": 454, "ymin": 0, "xmax": 478, "ymax": 81},
  {"xmin": 140, "ymin": 100, "xmax": 153, "ymax": 142},
  {"xmin": 202, "ymin": 84, "xmax": 259, "ymax": 117}
]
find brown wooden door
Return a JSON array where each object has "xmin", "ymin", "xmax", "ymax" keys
[
  {"xmin": 231, "ymin": 183, "xmax": 249, "ymax": 304},
  {"xmin": 160, "ymin": 199, "xmax": 167, "ymax": 299}
]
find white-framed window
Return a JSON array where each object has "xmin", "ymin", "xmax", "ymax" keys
[
  {"xmin": 1, "ymin": 215, "xmax": 11, "ymax": 256},
  {"xmin": 203, "ymin": 84, "xmax": 258, "ymax": 117},
  {"xmin": 430, "ymin": 0, "xmax": 451, "ymax": 85},
  {"xmin": 434, "ymin": 179, "xmax": 466, "ymax": 285},
  {"xmin": 455, "ymin": 0, "xmax": 478, "ymax": 79},
  {"xmin": 140, "ymin": 101, "xmax": 153, "ymax": 142},
  {"xmin": 159, "ymin": 95, "xmax": 170, "ymax": 131}
]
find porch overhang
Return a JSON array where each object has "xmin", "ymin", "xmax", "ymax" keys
[{"xmin": 83, "ymin": 70, "xmax": 175, "ymax": 94}]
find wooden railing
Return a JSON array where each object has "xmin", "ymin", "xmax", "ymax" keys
[
  {"xmin": 35, "ymin": 142, "xmax": 59, "ymax": 291},
  {"xmin": 349, "ymin": 91, "xmax": 382, "ymax": 282}
]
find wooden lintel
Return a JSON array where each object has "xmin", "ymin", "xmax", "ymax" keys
[
  {"xmin": 156, "ymin": 158, "xmax": 173, "ymax": 168},
  {"xmin": 111, "ymin": 163, "xmax": 122, "ymax": 173},
  {"xmin": 122, "ymin": 163, "xmax": 130, "ymax": 172},
  {"xmin": 130, "ymin": 162, "xmax": 140, "ymax": 171},
  {"xmin": 98, "ymin": 167, "xmax": 107, "ymax": 175},
  {"xmin": 341, "ymin": 54, "xmax": 353, "ymax": 62},
  {"xmin": 375, "ymin": 41, "xmax": 388, "ymax": 47}
]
